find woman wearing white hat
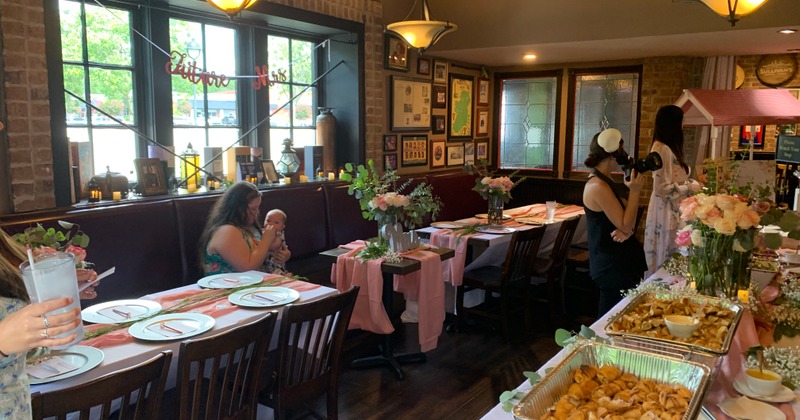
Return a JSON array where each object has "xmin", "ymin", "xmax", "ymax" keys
[{"xmin": 582, "ymin": 128, "xmax": 648, "ymax": 314}]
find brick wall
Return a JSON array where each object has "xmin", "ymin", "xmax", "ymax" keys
[{"xmin": 0, "ymin": 0, "xmax": 56, "ymax": 212}]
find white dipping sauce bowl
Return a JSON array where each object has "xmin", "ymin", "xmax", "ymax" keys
[
  {"xmin": 664, "ymin": 315, "xmax": 700, "ymax": 338},
  {"xmin": 745, "ymin": 368, "xmax": 782, "ymax": 396}
]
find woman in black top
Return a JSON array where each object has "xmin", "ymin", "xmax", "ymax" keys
[{"xmin": 582, "ymin": 128, "xmax": 647, "ymax": 314}]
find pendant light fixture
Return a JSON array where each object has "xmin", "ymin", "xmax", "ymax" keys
[
  {"xmin": 206, "ymin": 0, "xmax": 259, "ymax": 16},
  {"xmin": 699, "ymin": 0, "xmax": 768, "ymax": 26},
  {"xmin": 386, "ymin": 0, "xmax": 457, "ymax": 54}
]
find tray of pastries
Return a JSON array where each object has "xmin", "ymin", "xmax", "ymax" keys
[
  {"xmin": 513, "ymin": 341, "xmax": 712, "ymax": 420},
  {"xmin": 604, "ymin": 291, "xmax": 743, "ymax": 355}
]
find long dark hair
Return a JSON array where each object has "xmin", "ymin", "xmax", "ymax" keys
[
  {"xmin": 197, "ymin": 182, "xmax": 262, "ymax": 267},
  {"xmin": 0, "ymin": 229, "xmax": 30, "ymax": 302},
  {"xmin": 654, "ymin": 105, "xmax": 689, "ymax": 173}
]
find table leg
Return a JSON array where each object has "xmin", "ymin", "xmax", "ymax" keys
[{"xmin": 349, "ymin": 271, "xmax": 427, "ymax": 379}]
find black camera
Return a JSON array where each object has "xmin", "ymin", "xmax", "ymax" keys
[{"xmin": 615, "ymin": 151, "xmax": 663, "ymax": 181}]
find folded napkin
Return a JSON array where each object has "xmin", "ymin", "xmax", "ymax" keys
[
  {"xmin": 393, "ymin": 249, "xmax": 444, "ymax": 352},
  {"xmin": 331, "ymin": 242, "xmax": 394, "ymax": 334}
]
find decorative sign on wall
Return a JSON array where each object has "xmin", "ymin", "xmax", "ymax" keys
[{"xmin": 756, "ymin": 54, "xmax": 798, "ymax": 88}]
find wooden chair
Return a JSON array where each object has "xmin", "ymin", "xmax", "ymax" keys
[
  {"xmin": 259, "ymin": 286, "xmax": 358, "ymax": 420},
  {"xmin": 31, "ymin": 350, "xmax": 172, "ymax": 420},
  {"xmin": 172, "ymin": 312, "xmax": 277, "ymax": 420},
  {"xmin": 528, "ymin": 215, "xmax": 582, "ymax": 324},
  {"xmin": 455, "ymin": 226, "xmax": 547, "ymax": 340}
]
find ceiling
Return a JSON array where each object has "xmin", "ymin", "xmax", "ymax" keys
[{"xmin": 381, "ymin": 0, "xmax": 800, "ymax": 68}]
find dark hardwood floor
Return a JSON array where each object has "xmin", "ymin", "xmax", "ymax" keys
[{"xmin": 303, "ymin": 311, "xmax": 577, "ymax": 420}]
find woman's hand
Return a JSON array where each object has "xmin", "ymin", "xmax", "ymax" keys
[
  {"xmin": 0, "ymin": 298, "xmax": 81, "ymax": 356},
  {"xmin": 76, "ymin": 269, "xmax": 98, "ymax": 300},
  {"xmin": 271, "ymin": 247, "xmax": 292, "ymax": 264},
  {"xmin": 610, "ymin": 228, "xmax": 632, "ymax": 243},
  {"xmin": 624, "ymin": 169, "xmax": 643, "ymax": 192}
]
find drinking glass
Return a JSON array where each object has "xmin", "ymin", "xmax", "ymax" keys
[
  {"xmin": 545, "ymin": 201, "xmax": 556, "ymax": 223},
  {"xmin": 20, "ymin": 252, "xmax": 84, "ymax": 349}
]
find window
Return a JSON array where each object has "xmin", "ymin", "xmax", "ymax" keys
[
  {"xmin": 498, "ymin": 73, "xmax": 559, "ymax": 173},
  {"xmin": 169, "ymin": 19, "xmax": 239, "ymax": 160},
  {"xmin": 268, "ymin": 35, "xmax": 316, "ymax": 161},
  {"xmin": 569, "ymin": 67, "xmax": 641, "ymax": 173},
  {"xmin": 60, "ymin": 0, "xmax": 137, "ymax": 177}
]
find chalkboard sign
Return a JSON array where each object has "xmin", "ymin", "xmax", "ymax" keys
[{"xmin": 777, "ymin": 135, "xmax": 800, "ymax": 164}]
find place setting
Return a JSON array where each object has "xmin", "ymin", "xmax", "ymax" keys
[
  {"xmin": 197, "ymin": 272, "xmax": 265, "ymax": 289},
  {"xmin": 82, "ymin": 299, "xmax": 162, "ymax": 324},
  {"xmin": 26, "ymin": 345, "xmax": 105, "ymax": 385},
  {"xmin": 128, "ymin": 313, "xmax": 215, "ymax": 341},
  {"xmin": 228, "ymin": 286, "xmax": 301, "ymax": 308}
]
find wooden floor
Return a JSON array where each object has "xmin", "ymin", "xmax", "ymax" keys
[{"xmin": 302, "ymin": 312, "xmax": 577, "ymax": 420}]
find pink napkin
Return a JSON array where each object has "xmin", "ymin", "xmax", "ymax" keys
[
  {"xmin": 331, "ymin": 243, "xmax": 394, "ymax": 334},
  {"xmin": 393, "ymin": 250, "xmax": 445, "ymax": 352},
  {"xmin": 82, "ymin": 275, "xmax": 318, "ymax": 349},
  {"xmin": 704, "ymin": 309, "xmax": 796, "ymax": 419},
  {"xmin": 430, "ymin": 229, "xmax": 474, "ymax": 286}
]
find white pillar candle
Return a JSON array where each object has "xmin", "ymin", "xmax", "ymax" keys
[{"xmin": 328, "ymin": 172, "xmax": 335, "ymax": 181}]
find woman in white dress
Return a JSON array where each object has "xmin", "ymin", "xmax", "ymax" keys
[{"xmin": 644, "ymin": 105, "xmax": 691, "ymax": 276}]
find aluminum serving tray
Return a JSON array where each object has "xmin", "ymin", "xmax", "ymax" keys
[
  {"xmin": 512, "ymin": 341, "xmax": 712, "ymax": 420},
  {"xmin": 604, "ymin": 291, "xmax": 744, "ymax": 356}
]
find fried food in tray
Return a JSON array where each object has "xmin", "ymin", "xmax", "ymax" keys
[
  {"xmin": 513, "ymin": 342, "xmax": 711, "ymax": 420},
  {"xmin": 604, "ymin": 292, "xmax": 743, "ymax": 355},
  {"xmin": 542, "ymin": 364, "xmax": 692, "ymax": 420}
]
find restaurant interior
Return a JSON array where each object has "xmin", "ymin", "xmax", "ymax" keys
[{"xmin": 2, "ymin": 0, "xmax": 800, "ymax": 418}]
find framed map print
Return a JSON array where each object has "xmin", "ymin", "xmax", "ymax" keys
[
  {"xmin": 448, "ymin": 74, "xmax": 473, "ymax": 140},
  {"xmin": 391, "ymin": 76, "xmax": 432, "ymax": 131},
  {"xmin": 401, "ymin": 135, "xmax": 428, "ymax": 167}
]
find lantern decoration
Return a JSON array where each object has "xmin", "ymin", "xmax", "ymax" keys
[
  {"xmin": 180, "ymin": 142, "xmax": 201, "ymax": 191},
  {"xmin": 87, "ymin": 178, "xmax": 101, "ymax": 203},
  {"xmin": 276, "ymin": 138, "xmax": 300, "ymax": 178}
]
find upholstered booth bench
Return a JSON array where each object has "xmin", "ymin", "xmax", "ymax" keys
[{"xmin": 0, "ymin": 171, "xmax": 586, "ymax": 306}]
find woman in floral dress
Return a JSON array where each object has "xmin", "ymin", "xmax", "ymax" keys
[{"xmin": 644, "ymin": 105, "xmax": 691, "ymax": 276}]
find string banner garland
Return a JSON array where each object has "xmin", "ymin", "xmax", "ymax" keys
[{"xmin": 165, "ymin": 50, "xmax": 287, "ymax": 90}]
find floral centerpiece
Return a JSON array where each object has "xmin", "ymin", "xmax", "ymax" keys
[
  {"xmin": 747, "ymin": 271, "xmax": 800, "ymax": 345},
  {"xmin": 13, "ymin": 221, "xmax": 91, "ymax": 268},
  {"xmin": 466, "ymin": 160, "xmax": 525, "ymax": 225},
  {"xmin": 341, "ymin": 160, "xmax": 441, "ymax": 256}
]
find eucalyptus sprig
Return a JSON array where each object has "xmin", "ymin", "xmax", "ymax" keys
[
  {"xmin": 14, "ymin": 220, "xmax": 90, "ymax": 251},
  {"xmin": 499, "ymin": 371, "xmax": 544, "ymax": 412},
  {"xmin": 554, "ymin": 325, "xmax": 609, "ymax": 348}
]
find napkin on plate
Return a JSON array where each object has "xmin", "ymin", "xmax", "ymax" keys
[
  {"xmin": 27, "ymin": 356, "xmax": 80, "ymax": 379},
  {"xmin": 97, "ymin": 305, "xmax": 144, "ymax": 321},
  {"xmin": 145, "ymin": 320, "xmax": 197, "ymax": 337}
]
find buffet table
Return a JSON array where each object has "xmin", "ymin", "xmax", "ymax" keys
[{"xmin": 480, "ymin": 268, "xmax": 800, "ymax": 420}]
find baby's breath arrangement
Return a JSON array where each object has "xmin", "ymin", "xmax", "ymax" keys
[{"xmin": 747, "ymin": 273, "xmax": 800, "ymax": 341}]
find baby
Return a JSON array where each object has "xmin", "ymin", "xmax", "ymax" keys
[{"xmin": 263, "ymin": 209, "xmax": 290, "ymax": 275}]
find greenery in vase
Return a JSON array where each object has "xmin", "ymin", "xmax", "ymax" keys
[
  {"xmin": 13, "ymin": 221, "xmax": 91, "ymax": 268},
  {"xmin": 340, "ymin": 160, "xmax": 442, "ymax": 230},
  {"xmin": 466, "ymin": 160, "xmax": 525, "ymax": 203}
]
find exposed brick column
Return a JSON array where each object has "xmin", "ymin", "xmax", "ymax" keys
[{"xmin": 0, "ymin": 0, "xmax": 56, "ymax": 212}]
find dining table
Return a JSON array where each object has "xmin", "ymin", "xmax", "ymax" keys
[
  {"xmin": 479, "ymin": 267, "xmax": 800, "ymax": 420},
  {"xmin": 29, "ymin": 271, "xmax": 338, "ymax": 419},
  {"xmin": 322, "ymin": 243, "xmax": 455, "ymax": 379}
]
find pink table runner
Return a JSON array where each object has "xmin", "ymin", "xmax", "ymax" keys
[
  {"xmin": 430, "ymin": 229, "xmax": 476, "ymax": 286},
  {"xmin": 331, "ymin": 241, "xmax": 445, "ymax": 352},
  {"xmin": 82, "ymin": 275, "xmax": 319, "ymax": 349}
]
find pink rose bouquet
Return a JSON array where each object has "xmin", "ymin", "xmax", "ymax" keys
[{"xmin": 467, "ymin": 161, "xmax": 525, "ymax": 203}]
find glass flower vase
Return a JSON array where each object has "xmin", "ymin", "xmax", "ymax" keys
[
  {"xmin": 487, "ymin": 194, "xmax": 505, "ymax": 226},
  {"xmin": 378, "ymin": 213, "xmax": 404, "ymax": 251},
  {"xmin": 689, "ymin": 232, "xmax": 750, "ymax": 298}
]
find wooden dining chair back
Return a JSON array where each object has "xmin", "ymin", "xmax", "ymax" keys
[
  {"xmin": 31, "ymin": 350, "xmax": 172, "ymax": 420},
  {"xmin": 260, "ymin": 286, "xmax": 358, "ymax": 420},
  {"xmin": 175, "ymin": 311, "xmax": 277, "ymax": 420},
  {"xmin": 529, "ymin": 215, "xmax": 582, "ymax": 321},
  {"xmin": 456, "ymin": 226, "xmax": 547, "ymax": 340}
]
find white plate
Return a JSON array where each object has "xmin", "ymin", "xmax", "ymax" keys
[
  {"xmin": 475, "ymin": 226, "xmax": 517, "ymax": 234},
  {"xmin": 81, "ymin": 299, "xmax": 162, "ymax": 324},
  {"xmin": 719, "ymin": 396, "xmax": 786, "ymax": 420},
  {"xmin": 197, "ymin": 272, "xmax": 264, "ymax": 289},
  {"xmin": 474, "ymin": 213, "xmax": 511, "ymax": 220},
  {"xmin": 28, "ymin": 345, "xmax": 104, "ymax": 385},
  {"xmin": 430, "ymin": 221, "xmax": 465, "ymax": 229},
  {"xmin": 128, "ymin": 313, "xmax": 215, "ymax": 341},
  {"xmin": 228, "ymin": 286, "xmax": 300, "ymax": 308},
  {"xmin": 734, "ymin": 376, "xmax": 797, "ymax": 403}
]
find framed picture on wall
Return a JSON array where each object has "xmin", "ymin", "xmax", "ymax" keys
[
  {"xmin": 430, "ymin": 140, "xmax": 446, "ymax": 168},
  {"xmin": 418, "ymin": 57, "xmax": 431, "ymax": 76},
  {"xmin": 476, "ymin": 109, "xmax": 489, "ymax": 136},
  {"xmin": 448, "ymin": 74, "xmax": 473, "ymax": 140},
  {"xmin": 390, "ymin": 76, "xmax": 432, "ymax": 131},
  {"xmin": 476, "ymin": 140, "xmax": 489, "ymax": 162},
  {"xmin": 384, "ymin": 33, "xmax": 409, "ymax": 71},
  {"xmin": 384, "ymin": 154, "xmax": 398, "ymax": 171},
  {"xmin": 447, "ymin": 144, "xmax": 465, "ymax": 166},
  {"xmin": 432, "ymin": 115, "xmax": 446, "ymax": 135},
  {"xmin": 383, "ymin": 134, "xmax": 398, "ymax": 152},
  {"xmin": 135, "ymin": 158, "xmax": 167, "ymax": 196},
  {"xmin": 401, "ymin": 135, "xmax": 428, "ymax": 167},
  {"xmin": 433, "ymin": 60, "xmax": 448, "ymax": 84},
  {"xmin": 477, "ymin": 78, "xmax": 490, "ymax": 106},
  {"xmin": 464, "ymin": 141, "xmax": 475, "ymax": 165},
  {"xmin": 739, "ymin": 125, "xmax": 766, "ymax": 149},
  {"xmin": 432, "ymin": 84, "xmax": 447, "ymax": 109}
]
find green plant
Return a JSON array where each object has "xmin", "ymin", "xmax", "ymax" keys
[{"xmin": 13, "ymin": 220, "xmax": 90, "ymax": 251}]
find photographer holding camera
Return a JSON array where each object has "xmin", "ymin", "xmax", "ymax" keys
[
  {"xmin": 582, "ymin": 128, "xmax": 654, "ymax": 313},
  {"xmin": 644, "ymin": 105, "xmax": 693, "ymax": 277}
]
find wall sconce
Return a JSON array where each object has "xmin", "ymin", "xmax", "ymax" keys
[
  {"xmin": 276, "ymin": 138, "xmax": 300, "ymax": 178},
  {"xmin": 206, "ymin": 0, "xmax": 259, "ymax": 16},
  {"xmin": 386, "ymin": 0, "xmax": 457, "ymax": 54},
  {"xmin": 699, "ymin": 0, "xmax": 768, "ymax": 26}
]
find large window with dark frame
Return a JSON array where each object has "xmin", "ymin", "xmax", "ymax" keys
[{"xmin": 569, "ymin": 67, "xmax": 641, "ymax": 173}]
